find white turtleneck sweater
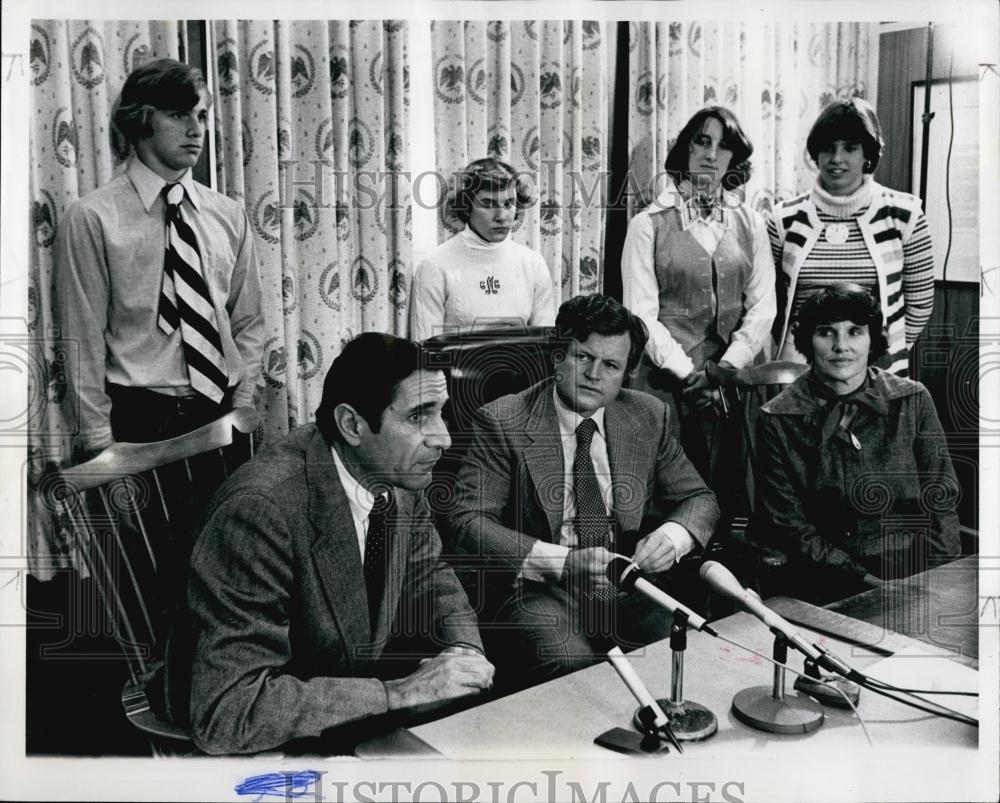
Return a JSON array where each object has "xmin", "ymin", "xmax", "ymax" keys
[{"xmin": 408, "ymin": 226, "xmax": 557, "ymax": 342}]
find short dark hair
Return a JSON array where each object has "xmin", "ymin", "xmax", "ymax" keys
[
  {"xmin": 792, "ymin": 283, "xmax": 889, "ymax": 363},
  {"xmin": 663, "ymin": 106, "xmax": 753, "ymax": 191},
  {"xmin": 315, "ymin": 332, "xmax": 429, "ymax": 445},
  {"xmin": 553, "ymin": 294, "xmax": 649, "ymax": 373},
  {"xmin": 806, "ymin": 98, "xmax": 884, "ymax": 172},
  {"xmin": 112, "ymin": 58, "xmax": 211, "ymax": 145},
  {"xmin": 449, "ymin": 157, "xmax": 535, "ymax": 224}
]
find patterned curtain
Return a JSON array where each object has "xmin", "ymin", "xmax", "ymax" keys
[
  {"xmin": 211, "ymin": 20, "xmax": 410, "ymax": 440},
  {"xmin": 626, "ymin": 21, "xmax": 879, "ymax": 216},
  {"xmin": 27, "ymin": 20, "xmax": 183, "ymax": 579},
  {"xmin": 430, "ymin": 20, "xmax": 608, "ymax": 300}
]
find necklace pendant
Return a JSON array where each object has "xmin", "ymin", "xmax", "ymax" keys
[{"xmin": 824, "ymin": 222, "xmax": 849, "ymax": 245}]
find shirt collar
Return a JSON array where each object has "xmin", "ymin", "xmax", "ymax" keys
[
  {"xmin": 552, "ymin": 384, "xmax": 607, "ymax": 442},
  {"xmin": 127, "ymin": 157, "xmax": 200, "ymax": 214},
  {"xmin": 330, "ymin": 445, "xmax": 378, "ymax": 521},
  {"xmin": 650, "ymin": 177, "xmax": 733, "ymax": 230}
]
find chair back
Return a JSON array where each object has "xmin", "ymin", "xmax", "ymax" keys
[
  {"xmin": 424, "ymin": 326, "xmax": 555, "ymax": 435},
  {"xmin": 47, "ymin": 408, "xmax": 258, "ymax": 749},
  {"xmin": 702, "ymin": 361, "xmax": 808, "ymax": 598},
  {"xmin": 724, "ymin": 360, "xmax": 808, "ymax": 474},
  {"xmin": 423, "ymin": 327, "xmax": 554, "ymax": 514}
]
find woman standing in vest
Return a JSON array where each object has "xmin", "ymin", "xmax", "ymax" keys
[
  {"xmin": 409, "ymin": 158, "xmax": 556, "ymax": 342},
  {"xmin": 622, "ymin": 106, "xmax": 776, "ymax": 482},
  {"xmin": 768, "ymin": 98, "xmax": 935, "ymax": 377}
]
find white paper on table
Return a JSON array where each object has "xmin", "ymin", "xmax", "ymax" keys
[{"xmin": 862, "ymin": 652, "xmax": 979, "ymax": 720}]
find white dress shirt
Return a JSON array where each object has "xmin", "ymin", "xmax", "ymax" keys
[
  {"xmin": 518, "ymin": 386, "xmax": 696, "ymax": 583},
  {"xmin": 331, "ymin": 446, "xmax": 378, "ymax": 559}
]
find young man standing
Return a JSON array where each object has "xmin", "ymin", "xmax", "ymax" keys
[{"xmin": 55, "ymin": 58, "xmax": 265, "ymax": 457}]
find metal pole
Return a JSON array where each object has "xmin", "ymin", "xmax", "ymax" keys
[{"xmin": 918, "ymin": 22, "xmax": 935, "ymax": 208}]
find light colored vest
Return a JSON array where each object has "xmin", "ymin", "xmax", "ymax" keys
[{"xmin": 649, "ymin": 205, "xmax": 757, "ymax": 368}]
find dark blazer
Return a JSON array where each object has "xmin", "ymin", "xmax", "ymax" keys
[
  {"xmin": 757, "ymin": 368, "xmax": 960, "ymax": 577},
  {"xmin": 448, "ymin": 379, "xmax": 719, "ymax": 596},
  {"xmin": 179, "ymin": 424, "xmax": 483, "ymax": 755}
]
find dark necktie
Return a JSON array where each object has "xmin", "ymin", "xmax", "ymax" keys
[
  {"xmin": 364, "ymin": 491, "xmax": 393, "ymax": 635},
  {"xmin": 574, "ymin": 418, "xmax": 616, "ymax": 602},
  {"xmin": 157, "ymin": 183, "xmax": 228, "ymax": 403}
]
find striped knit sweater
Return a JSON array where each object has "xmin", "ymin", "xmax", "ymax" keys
[{"xmin": 767, "ymin": 178, "xmax": 935, "ymax": 377}]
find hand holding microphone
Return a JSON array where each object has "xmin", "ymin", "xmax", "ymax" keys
[
  {"xmin": 606, "ymin": 555, "xmax": 716, "ymax": 635},
  {"xmin": 631, "ymin": 530, "xmax": 678, "ymax": 573},
  {"xmin": 562, "ymin": 546, "xmax": 615, "ymax": 593}
]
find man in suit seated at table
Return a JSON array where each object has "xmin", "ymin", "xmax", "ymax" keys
[
  {"xmin": 448, "ymin": 294, "xmax": 719, "ymax": 688},
  {"xmin": 172, "ymin": 333, "xmax": 494, "ymax": 754}
]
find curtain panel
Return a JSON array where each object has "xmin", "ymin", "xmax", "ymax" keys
[
  {"xmin": 430, "ymin": 20, "xmax": 609, "ymax": 300},
  {"xmin": 211, "ymin": 20, "xmax": 411, "ymax": 440}
]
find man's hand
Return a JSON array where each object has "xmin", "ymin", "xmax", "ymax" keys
[
  {"xmin": 632, "ymin": 531, "xmax": 678, "ymax": 574},
  {"xmin": 561, "ymin": 546, "xmax": 614, "ymax": 593},
  {"xmin": 383, "ymin": 650, "xmax": 495, "ymax": 712}
]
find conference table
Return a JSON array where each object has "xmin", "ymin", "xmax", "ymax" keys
[{"xmin": 357, "ymin": 557, "xmax": 983, "ymax": 759}]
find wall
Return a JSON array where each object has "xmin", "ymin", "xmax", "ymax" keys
[{"xmin": 877, "ymin": 24, "xmax": 980, "ymax": 536}]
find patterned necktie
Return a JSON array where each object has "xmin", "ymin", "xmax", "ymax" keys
[
  {"xmin": 574, "ymin": 418, "xmax": 616, "ymax": 602},
  {"xmin": 157, "ymin": 183, "xmax": 228, "ymax": 403},
  {"xmin": 364, "ymin": 491, "xmax": 393, "ymax": 635}
]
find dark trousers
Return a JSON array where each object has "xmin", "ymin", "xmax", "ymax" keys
[{"xmin": 109, "ymin": 384, "xmax": 235, "ymax": 444}]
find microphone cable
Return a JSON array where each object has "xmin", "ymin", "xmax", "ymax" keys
[
  {"xmin": 792, "ymin": 640, "xmax": 977, "ymax": 727},
  {"xmin": 851, "ymin": 675, "xmax": 977, "ymax": 728}
]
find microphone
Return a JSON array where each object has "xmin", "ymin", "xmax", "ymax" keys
[
  {"xmin": 607, "ymin": 647, "xmax": 667, "ymax": 725},
  {"xmin": 606, "ymin": 556, "xmax": 716, "ymax": 636},
  {"xmin": 607, "ymin": 647, "xmax": 682, "ymax": 752},
  {"xmin": 699, "ymin": 560, "xmax": 823, "ymax": 663}
]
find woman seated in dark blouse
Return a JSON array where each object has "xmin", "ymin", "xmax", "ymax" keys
[{"xmin": 756, "ymin": 282, "xmax": 960, "ymax": 603}]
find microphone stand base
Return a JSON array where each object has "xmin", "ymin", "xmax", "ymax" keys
[
  {"xmin": 634, "ymin": 700, "xmax": 718, "ymax": 742},
  {"xmin": 793, "ymin": 675, "xmax": 862, "ymax": 708},
  {"xmin": 731, "ymin": 687, "xmax": 825, "ymax": 734}
]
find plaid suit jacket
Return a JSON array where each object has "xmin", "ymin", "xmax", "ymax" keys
[{"xmin": 448, "ymin": 379, "xmax": 719, "ymax": 592}]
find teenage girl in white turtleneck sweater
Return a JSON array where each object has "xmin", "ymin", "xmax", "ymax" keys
[{"xmin": 408, "ymin": 158, "xmax": 556, "ymax": 343}]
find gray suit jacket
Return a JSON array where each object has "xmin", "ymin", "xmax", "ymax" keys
[
  {"xmin": 449, "ymin": 379, "xmax": 719, "ymax": 592},
  {"xmin": 181, "ymin": 425, "xmax": 483, "ymax": 754}
]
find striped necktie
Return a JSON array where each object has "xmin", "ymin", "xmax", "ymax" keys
[{"xmin": 157, "ymin": 183, "xmax": 228, "ymax": 403}]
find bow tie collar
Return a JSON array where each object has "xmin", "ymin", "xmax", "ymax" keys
[{"xmin": 809, "ymin": 370, "xmax": 889, "ymax": 449}]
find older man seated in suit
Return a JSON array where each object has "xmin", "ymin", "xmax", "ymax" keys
[
  {"xmin": 449, "ymin": 294, "xmax": 719, "ymax": 688},
  {"xmin": 172, "ymin": 333, "xmax": 493, "ymax": 755}
]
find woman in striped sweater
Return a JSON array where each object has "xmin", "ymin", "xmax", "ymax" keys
[{"xmin": 768, "ymin": 98, "xmax": 935, "ymax": 377}]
